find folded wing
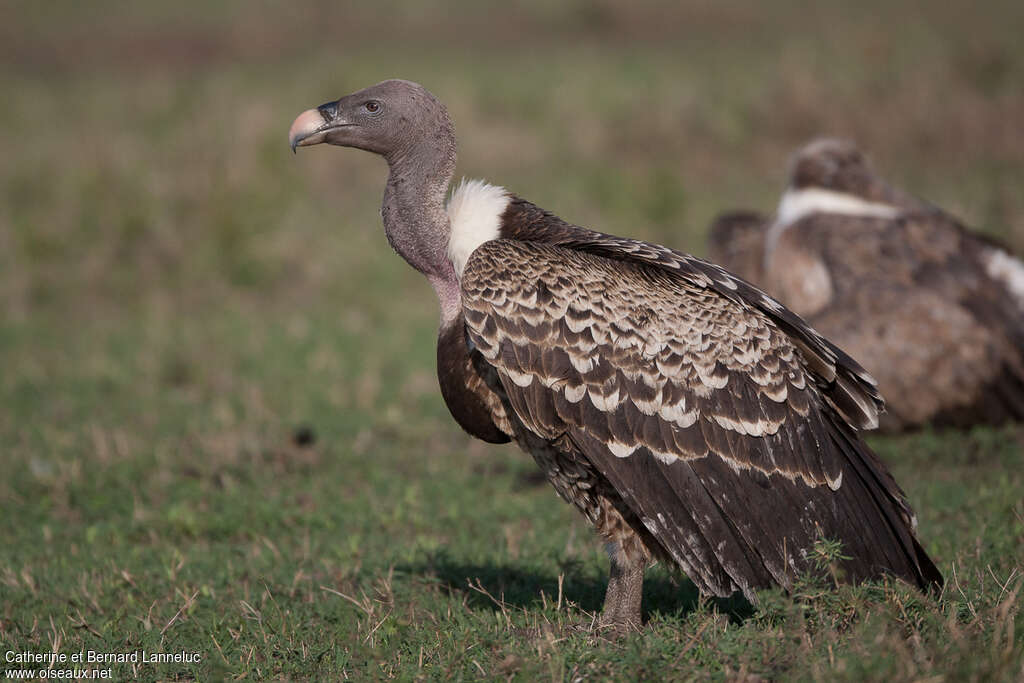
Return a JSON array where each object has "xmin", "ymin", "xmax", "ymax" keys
[{"xmin": 461, "ymin": 238, "xmax": 941, "ymax": 598}]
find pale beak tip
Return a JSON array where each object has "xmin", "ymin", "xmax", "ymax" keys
[{"xmin": 288, "ymin": 108, "xmax": 327, "ymax": 153}]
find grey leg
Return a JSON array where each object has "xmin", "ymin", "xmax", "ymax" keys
[{"xmin": 599, "ymin": 540, "xmax": 646, "ymax": 635}]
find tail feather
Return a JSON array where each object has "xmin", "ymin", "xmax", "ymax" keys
[{"xmin": 828, "ymin": 420, "xmax": 943, "ymax": 592}]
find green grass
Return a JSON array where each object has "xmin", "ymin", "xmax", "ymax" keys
[{"xmin": 2, "ymin": 1, "xmax": 1023, "ymax": 680}]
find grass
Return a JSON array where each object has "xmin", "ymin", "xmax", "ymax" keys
[{"xmin": 1, "ymin": 1, "xmax": 1023, "ymax": 679}]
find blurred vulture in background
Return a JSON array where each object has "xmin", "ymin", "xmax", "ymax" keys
[{"xmin": 708, "ymin": 139, "xmax": 1024, "ymax": 432}]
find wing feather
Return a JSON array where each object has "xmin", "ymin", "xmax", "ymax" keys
[
  {"xmin": 498, "ymin": 198, "xmax": 882, "ymax": 429},
  {"xmin": 461, "ymin": 238, "xmax": 940, "ymax": 598}
]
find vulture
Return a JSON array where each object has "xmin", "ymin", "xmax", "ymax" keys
[
  {"xmin": 289, "ymin": 81, "xmax": 942, "ymax": 633},
  {"xmin": 708, "ymin": 138, "xmax": 1024, "ymax": 432}
]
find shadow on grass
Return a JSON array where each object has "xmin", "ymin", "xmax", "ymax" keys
[{"xmin": 400, "ymin": 551, "xmax": 755, "ymax": 625}]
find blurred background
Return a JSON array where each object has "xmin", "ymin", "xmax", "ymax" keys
[
  {"xmin": 5, "ymin": 0, "xmax": 1023, "ymax": 463},
  {"xmin": 3, "ymin": 1, "xmax": 1022, "ymax": 325},
  {"xmin": 2, "ymin": 1, "xmax": 1022, "ymax": 677}
]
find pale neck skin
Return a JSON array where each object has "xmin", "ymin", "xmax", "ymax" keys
[{"xmin": 381, "ymin": 137, "xmax": 462, "ymax": 326}]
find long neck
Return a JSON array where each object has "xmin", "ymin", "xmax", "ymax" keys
[{"xmin": 382, "ymin": 139, "xmax": 462, "ymax": 325}]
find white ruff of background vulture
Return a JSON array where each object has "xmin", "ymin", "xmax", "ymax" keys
[
  {"xmin": 289, "ymin": 82, "xmax": 942, "ymax": 633},
  {"xmin": 984, "ymin": 248, "xmax": 1024, "ymax": 308}
]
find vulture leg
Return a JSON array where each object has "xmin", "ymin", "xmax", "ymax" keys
[
  {"xmin": 596, "ymin": 499, "xmax": 651, "ymax": 635},
  {"xmin": 600, "ymin": 539, "xmax": 646, "ymax": 635}
]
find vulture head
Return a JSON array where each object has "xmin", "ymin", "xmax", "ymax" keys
[
  {"xmin": 784, "ymin": 138, "xmax": 931, "ymax": 213},
  {"xmin": 288, "ymin": 79, "xmax": 455, "ymax": 164},
  {"xmin": 788, "ymin": 138, "xmax": 877, "ymax": 197}
]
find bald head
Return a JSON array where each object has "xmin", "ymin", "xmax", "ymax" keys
[
  {"xmin": 783, "ymin": 137, "xmax": 935, "ymax": 214},
  {"xmin": 788, "ymin": 138, "xmax": 878, "ymax": 196},
  {"xmin": 289, "ymin": 79, "xmax": 454, "ymax": 164}
]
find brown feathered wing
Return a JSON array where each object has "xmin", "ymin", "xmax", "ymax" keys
[{"xmin": 460, "ymin": 236, "xmax": 941, "ymax": 599}]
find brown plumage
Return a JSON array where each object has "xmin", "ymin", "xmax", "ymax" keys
[
  {"xmin": 290, "ymin": 82, "xmax": 941, "ymax": 633},
  {"xmin": 708, "ymin": 138, "xmax": 1024, "ymax": 432}
]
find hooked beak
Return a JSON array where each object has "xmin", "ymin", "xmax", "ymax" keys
[{"xmin": 288, "ymin": 100, "xmax": 343, "ymax": 153}]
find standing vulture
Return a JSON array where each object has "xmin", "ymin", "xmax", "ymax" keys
[
  {"xmin": 289, "ymin": 81, "xmax": 941, "ymax": 632},
  {"xmin": 708, "ymin": 138, "xmax": 1024, "ymax": 432}
]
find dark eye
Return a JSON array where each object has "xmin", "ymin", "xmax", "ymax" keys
[{"xmin": 364, "ymin": 101, "xmax": 381, "ymax": 114}]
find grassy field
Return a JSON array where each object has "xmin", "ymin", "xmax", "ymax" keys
[{"xmin": 2, "ymin": 1, "xmax": 1023, "ymax": 680}]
